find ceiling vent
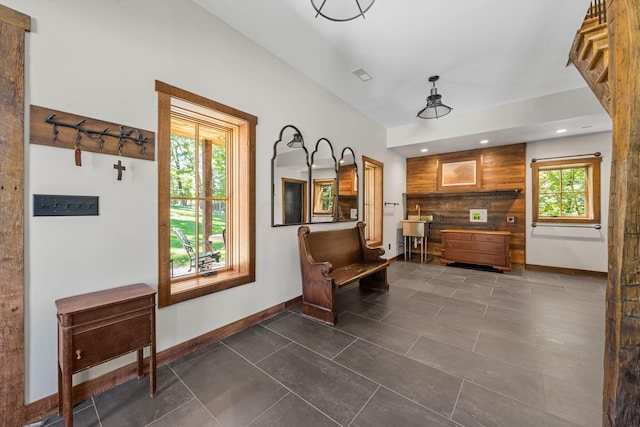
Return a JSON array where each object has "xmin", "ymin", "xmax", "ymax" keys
[{"xmin": 352, "ymin": 68, "xmax": 373, "ymax": 82}]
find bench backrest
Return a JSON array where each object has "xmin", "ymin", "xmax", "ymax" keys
[{"xmin": 304, "ymin": 225, "xmax": 364, "ymax": 269}]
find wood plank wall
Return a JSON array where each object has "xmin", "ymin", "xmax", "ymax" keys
[
  {"xmin": 405, "ymin": 143, "xmax": 526, "ymax": 269},
  {"xmin": 0, "ymin": 5, "xmax": 29, "ymax": 426}
]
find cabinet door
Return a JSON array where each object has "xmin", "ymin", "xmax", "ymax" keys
[{"xmin": 72, "ymin": 313, "xmax": 151, "ymax": 372}]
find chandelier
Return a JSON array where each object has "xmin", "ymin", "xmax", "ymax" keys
[{"xmin": 311, "ymin": 0, "xmax": 376, "ymax": 22}]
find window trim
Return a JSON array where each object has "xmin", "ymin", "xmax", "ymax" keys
[
  {"xmin": 156, "ymin": 81, "xmax": 257, "ymax": 307},
  {"xmin": 312, "ymin": 178, "xmax": 335, "ymax": 216},
  {"xmin": 531, "ymin": 157, "xmax": 601, "ymax": 224}
]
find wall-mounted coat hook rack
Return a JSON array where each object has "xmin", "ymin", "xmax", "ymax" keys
[
  {"xmin": 30, "ymin": 105, "xmax": 155, "ymax": 161},
  {"xmin": 384, "ymin": 202, "xmax": 399, "ymax": 207}
]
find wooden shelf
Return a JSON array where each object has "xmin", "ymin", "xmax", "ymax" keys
[{"xmin": 405, "ymin": 188, "xmax": 522, "ymax": 198}]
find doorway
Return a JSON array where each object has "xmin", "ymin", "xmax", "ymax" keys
[
  {"xmin": 362, "ymin": 156, "xmax": 383, "ymax": 247},
  {"xmin": 282, "ymin": 178, "xmax": 307, "ymax": 224}
]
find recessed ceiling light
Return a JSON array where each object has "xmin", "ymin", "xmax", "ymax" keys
[
  {"xmin": 480, "ymin": 139, "xmax": 489, "ymax": 144},
  {"xmin": 352, "ymin": 67, "xmax": 372, "ymax": 82},
  {"xmin": 556, "ymin": 129, "xmax": 567, "ymax": 134},
  {"xmin": 421, "ymin": 148, "xmax": 428, "ymax": 152}
]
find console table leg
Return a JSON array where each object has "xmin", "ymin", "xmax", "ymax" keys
[
  {"xmin": 61, "ymin": 365, "xmax": 73, "ymax": 427},
  {"xmin": 150, "ymin": 308, "xmax": 157, "ymax": 397},
  {"xmin": 137, "ymin": 349, "xmax": 144, "ymax": 379}
]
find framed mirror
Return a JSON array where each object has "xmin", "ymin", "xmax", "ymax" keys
[
  {"xmin": 337, "ymin": 147, "xmax": 359, "ymax": 221},
  {"xmin": 271, "ymin": 125, "xmax": 310, "ymax": 226},
  {"xmin": 310, "ymin": 138, "xmax": 338, "ymax": 223}
]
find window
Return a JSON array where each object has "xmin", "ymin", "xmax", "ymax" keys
[
  {"xmin": 156, "ymin": 81, "xmax": 256, "ymax": 307},
  {"xmin": 312, "ymin": 179, "xmax": 335, "ymax": 215},
  {"xmin": 532, "ymin": 157, "xmax": 601, "ymax": 224}
]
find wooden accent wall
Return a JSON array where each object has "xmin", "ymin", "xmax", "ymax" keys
[
  {"xmin": 405, "ymin": 144, "xmax": 526, "ymax": 269},
  {"xmin": 603, "ymin": 0, "xmax": 640, "ymax": 424},
  {"xmin": 0, "ymin": 5, "xmax": 29, "ymax": 427}
]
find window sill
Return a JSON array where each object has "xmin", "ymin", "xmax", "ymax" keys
[
  {"xmin": 534, "ymin": 217, "xmax": 599, "ymax": 224},
  {"xmin": 161, "ymin": 269, "xmax": 254, "ymax": 307}
]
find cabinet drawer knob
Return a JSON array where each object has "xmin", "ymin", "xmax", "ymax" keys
[{"xmin": 75, "ymin": 350, "xmax": 83, "ymax": 360}]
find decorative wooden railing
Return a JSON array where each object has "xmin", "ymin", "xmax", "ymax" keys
[
  {"xmin": 568, "ymin": 0, "xmax": 610, "ymax": 115},
  {"xmin": 587, "ymin": 0, "xmax": 606, "ymax": 24}
]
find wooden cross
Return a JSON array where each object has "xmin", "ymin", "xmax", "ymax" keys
[{"xmin": 113, "ymin": 160, "xmax": 126, "ymax": 181}]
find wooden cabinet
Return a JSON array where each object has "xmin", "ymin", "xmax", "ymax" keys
[
  {"xmin": 440, "ymin": 229, "xmax": 511, "ymax": 272},
  {"xmin": 338, "ymin": 164, "xmax": 357, "ymax": 196},
  {"xmin": 56, "ymin": 283, "xmax": 156, "ymax": 427}
]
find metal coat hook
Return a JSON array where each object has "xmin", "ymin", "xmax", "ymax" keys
[{"xmin": 45, "ymin": 114, "xmax": 150, "ymax": 154}]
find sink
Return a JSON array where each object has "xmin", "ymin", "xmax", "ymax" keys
[
  {"xmin": 402, "ymin": 221, "xmax": 425, "ymax": 237},
  {"xmin": 400, "ymin": 215, "xmax": 433, "ymax": 237},
  {"xmin": 406, "ymin": 215, "xmax": 434, "ymax": 222}
]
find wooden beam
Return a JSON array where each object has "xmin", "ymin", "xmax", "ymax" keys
[
  {"xmin": 604, "ymin": 0, "xmax": 640, "ymax": 425},
  {"xmin": 0, "ymin": 4, "xmax": 30, "ymax": 31},
  {"xmin": 0, "ymin": 6, "xmax": 29, "ymax": 427}
]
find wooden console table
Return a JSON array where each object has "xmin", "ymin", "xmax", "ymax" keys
[
  {"xmin": 440, "ymin": 229, "xmax": 511, "ymax": 272},
  {"xmin": 55, "ymin": 283, "xmax": 156, "ymax": 427}
]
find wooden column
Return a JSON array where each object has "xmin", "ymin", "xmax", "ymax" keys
[
  {"xmin": 604, "ymin": 0, "xmax": 640, "ymax": 425},
  {"xmin": 0, "ymin": 4, "xmax": 30, "ymax": 427}
]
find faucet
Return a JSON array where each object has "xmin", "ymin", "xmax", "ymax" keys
[{"xmin": 416, "ymin": 204, "xmax": 420, "ymax": 220}]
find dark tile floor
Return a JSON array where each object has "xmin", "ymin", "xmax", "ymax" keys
[{"xmin": 38, "ymin": 261, "xmax": 605, "ymax": 427}]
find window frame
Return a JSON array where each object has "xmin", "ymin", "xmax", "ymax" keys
[
  {"xmin": 156, "ymin": 81, "xmax": 256, "ymax": 307},
  {"xmin": 312, "ymin": 178, "xmax": 335, "ymax": 216},
  {"xmin": 531, "ymin": 157, "xmax": 601, "ymax": 224}
]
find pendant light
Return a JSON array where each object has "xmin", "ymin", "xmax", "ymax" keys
[
  {"xmin": 417, "ymin": 75, "xmax": 453, "ymax": 119},
  {"xmin": 311, "ymin": 0, "xmax": 376, "ymax": 22}
]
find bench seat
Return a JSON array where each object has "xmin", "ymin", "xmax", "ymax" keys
[
  {"xmin": 330, "ymin": 261, "xmax": 390, "ymax": 287},
  {"xmin": 298, "ymin": 222, "xmax": 389, "ymax": 325}
]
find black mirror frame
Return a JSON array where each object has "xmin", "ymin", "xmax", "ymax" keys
[
  {"xmin": 271, "ymin": 124, "xmax": 310, "ymax": 227},
  {"xmin": 310, "ymin": 137, "xmax": 338, "ymax": 223}
]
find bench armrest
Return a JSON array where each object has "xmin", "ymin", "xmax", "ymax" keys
[
  {"xmin": 356, "ymin": 222, "xmax": 387, "ymax": 262},
  {"xmin": 298, "ymin": 226, "xmax": 334, "ymax": 283}
]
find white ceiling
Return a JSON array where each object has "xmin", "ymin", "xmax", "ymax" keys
[{"xmin": 194, "ymin": 0, "xmax": 611, "ymax": 156}]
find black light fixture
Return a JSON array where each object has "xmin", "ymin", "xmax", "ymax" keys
[
  {"xmin": 287, "ymin": 132, "xmax": 304, "ymax": 148},
  {"xmin": 417, "ymin": 75, "xmax": 453, "ymax": 119},
  {"xmin": 275, "ymin": 125, "xmax": 305, "ymax": 149},
  {"xmin": 311, "ymin": 0, "xmax": 376, "ymax": 22}
]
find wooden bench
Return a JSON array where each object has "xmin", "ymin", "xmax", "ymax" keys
[{"xmin": 297, "ymin": 221, "xmax": 390, "ymax": 325}]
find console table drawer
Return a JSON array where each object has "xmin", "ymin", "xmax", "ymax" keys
[
  {"xmin": 442, "ymin": 233, "xmax": 472, "ymax": 242},
  {"xmin": 442, "ymin": 249, "xmax": 507, "ymax": 267},
  {"xmin": 445, "ymin": 240, "xmax": 507, "ymax": 254},
  {"xmin": 60, "ymin": 297, "xmax": 154, "ymax": 327},
  {"xmin": 473, "ymin": 233, "xmax": 508, "ymax": 244}
]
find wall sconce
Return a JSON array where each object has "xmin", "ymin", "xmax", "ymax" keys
[{"xmin": 276, "ymin": 125, "xmax": 305, "ymax": 148}]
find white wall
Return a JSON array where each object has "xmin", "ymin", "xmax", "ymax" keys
[
  {"xmin": 526, "ymin": 132, "xmax": 612, "ymax": 272},
  {"xmin": 7, "ymin": 0, "xmax": 405, "ymax": 402}
]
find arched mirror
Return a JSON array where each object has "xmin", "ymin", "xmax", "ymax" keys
[
  {"xmin": 337, "ymin": 147, "xmax": 359, "ymax": 221},
  {"xmin": 271, "ymin": 125, "xmax": 310, "ymax": 226},
  {"xmin": 310, "ymin": 138, "xmax": 338, "ymax": 223}
]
